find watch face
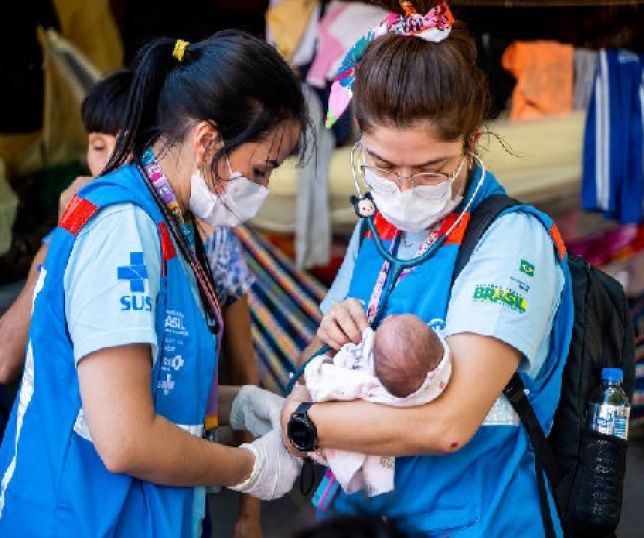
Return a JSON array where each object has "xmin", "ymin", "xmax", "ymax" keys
[{"xmin": 288, "ymin": 418, "xmax": 314, "ymax": 452}]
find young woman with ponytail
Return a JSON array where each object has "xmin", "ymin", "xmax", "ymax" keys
[
  {"xmin": 283, "ymin": 2, "xmax": 574, "ymax": 536},
  {"xmin": 0, "ymin": 30, "xmax": 309, "ymax": 537}
]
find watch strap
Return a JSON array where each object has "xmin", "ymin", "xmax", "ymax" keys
[{"xmin": 294, "ymin": 401, "xmax": 314, "ymax": 418}]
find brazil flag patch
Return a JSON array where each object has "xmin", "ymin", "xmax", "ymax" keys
[{"xmin": 519, "ymin": 259, "xmax": 535, "ymax": 277}]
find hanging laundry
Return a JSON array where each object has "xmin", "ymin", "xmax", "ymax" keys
[
  {"xmin": 266, "ymin": 0, "xmax": 319, "ymax": 66},
  {"xmin": 582, "ymin": 50, "xmax": 644, "ymax": 224},
  {"xmin": 306, "ymin": 1, "xmax": 387, "ymax": 88},
  {"xmin": 574, "ymin": 48, "xmax": 598, "ymax": 111},
  {"xmin": 307, "ymin": 1, "xmax": 347, "ymax": 88},
  {"xmin": 295, "ymin": 85, "xmax": 334, "ymax": 270},
  {"xmin": 502, "ymin": 41, "xmax": 574, "ymax": 120}
]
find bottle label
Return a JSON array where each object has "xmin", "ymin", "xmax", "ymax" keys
[{"xmin": 591, "ymin": 404, "xmax": 630, "ymax": 440}]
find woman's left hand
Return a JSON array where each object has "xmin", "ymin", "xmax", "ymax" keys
[
  {"xmin": 230, "ymin": 385, "xmax": 284, "ymax": 438},
  {"xmin": 280, "ymin": 384, "xmax": 312, "ymax": 458},
  {"xmin": 317, "ymin": 298, "xmax": 368, "ymax": 350}
]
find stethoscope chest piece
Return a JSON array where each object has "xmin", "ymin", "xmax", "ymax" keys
[{"xmin": 350, "ymin": 192, "xmax": 376, "ymax": 218}]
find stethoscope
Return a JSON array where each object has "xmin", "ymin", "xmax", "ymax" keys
[{"xmin": 285, "ymin": 143, "xmax": 488, "ymax": 393}]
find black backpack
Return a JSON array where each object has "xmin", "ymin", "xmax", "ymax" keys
[{"xmin": 453, "ymin": 195, "xmax": 636, "ymax": 538}]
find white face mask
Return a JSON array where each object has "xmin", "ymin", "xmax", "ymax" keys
[
  {"xmin": 365, "ymin": 168, "xmax": 463, "ymax": 232},
  {"xmin": 189, "ymin": 159, "xmax": 269, "ymax": 227}
]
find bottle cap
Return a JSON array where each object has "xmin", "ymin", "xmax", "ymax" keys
[{"xmin": 601, "ymin": 367, "xmax": 623, "ymax": 383}]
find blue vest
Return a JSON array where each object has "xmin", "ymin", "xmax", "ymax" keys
[
  {"xmin": 317, "ymin": 169, "xmax": 574, "ymax": 537},
  {"xmin": 0, "ymin": 165, "xmax": 218, "ymax": 537}
]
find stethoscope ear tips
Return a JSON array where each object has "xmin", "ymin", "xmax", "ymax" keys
[{"xmin": 350, "ymin": 192, "xmax": 376, "ymax": 218}]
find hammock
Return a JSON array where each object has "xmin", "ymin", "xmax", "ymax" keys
[{"xmin": 235, "ymin": 226, "xmax": 327, "ymax": 394}]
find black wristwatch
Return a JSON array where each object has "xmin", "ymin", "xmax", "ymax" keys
[{"xmin": 287, "ymin": 402, "xmax": 318, "ymax": 452}]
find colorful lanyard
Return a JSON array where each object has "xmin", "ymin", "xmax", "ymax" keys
[
  {"xmin": 141, "ymin": 149, "xmax": 224, "ymax": 336},
  {"xmin": 142, "ymin": 150, "xmax": 196, "ymax": 251},
  {"xmin": 140, "ymin": 149, "xmax": 222, "ymax": 432}
]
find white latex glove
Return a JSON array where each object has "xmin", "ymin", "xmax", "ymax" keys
[
  {"xmin": 230, "ymin": 385, "xmax": 284, "ymax": 437},
  {"xmin": 229, "ymin": 429, "xmax": 302, "ymax": 500}
]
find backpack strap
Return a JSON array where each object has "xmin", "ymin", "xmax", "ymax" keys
[
  {"xmin": 452, "ymin": 193, "xmax": 564, "ymax": 538},
  {"xmin": 503, "ymin": 374, "xmax": 564, "ymax": 533},
  {"xmin": 452, "ymin": 194, "xmax": 521, "ymax": 282}
]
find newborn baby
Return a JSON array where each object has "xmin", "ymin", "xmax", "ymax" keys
[{"xmin": 304, "ymin": 313, "xmax": 452, "ymax": 497}]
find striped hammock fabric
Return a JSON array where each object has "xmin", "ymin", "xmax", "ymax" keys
[{"xmin": 235, "ymin": 226, "xmax": 327, "ymax": 394}]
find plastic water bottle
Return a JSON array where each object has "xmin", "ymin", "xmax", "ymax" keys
[{"xmin": 570, "ymin": 367, "xmax": 630, "ymax": 535}]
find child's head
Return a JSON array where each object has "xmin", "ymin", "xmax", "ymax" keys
[
  {"xmin": 81, "ymin": 69, "xmax": 133, "ymax": 176},
  {"xmin": 373, "ymin": 314, "xmax": 443, "ymax": 398}
]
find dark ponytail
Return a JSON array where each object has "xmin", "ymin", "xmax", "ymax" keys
[
  {"xmin": 106, "ymin": 38, "xmax": 177, "ymax": 171},
  {"xmin": 105, "ymin": 30, "xmax": 309, "ymax": 175}
]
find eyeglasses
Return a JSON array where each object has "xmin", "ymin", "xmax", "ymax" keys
[{"xmin": 360, "ymin": 153, "xmax": 467, "ymax": 194}]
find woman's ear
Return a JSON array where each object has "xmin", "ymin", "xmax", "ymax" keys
[
  {"xmin": 468, "ymin": 130, "xmax": 482, "ymax": 151},
  {"xmin": 192, "ymin": 120, "xmax": 221, "ymax": 162}
]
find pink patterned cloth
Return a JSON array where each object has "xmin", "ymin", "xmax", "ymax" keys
[
  {"xmin": 306, "ymin": 2, "xmax": 348, "ymax": 88},
  {"xmin": 304, "ymin": 327, "xmax": 452, "ymax": 496},
  {"xmin": 326, "ymin": 1, "xmax": 455, "ymax": 128}
]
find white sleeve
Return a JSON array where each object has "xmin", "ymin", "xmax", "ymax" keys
[
  {"xmin": 445, "ymin": 212, "xmax": 565, "ymax": 378},
  {"xmin": 319, "ymin": 222, "xmax": 362, "ymax": 315},
  {"xmin": 64, "ymin": 204, "xmax": 162, "ymax": 364}
]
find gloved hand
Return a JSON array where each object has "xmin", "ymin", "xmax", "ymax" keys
[
  {"xmin": 229, "ymin": 429, "xmax": 302, "ymax": 500},
  {"xmin": 230, "ymin": 385, "xmax": 284, "ymax": 437}
]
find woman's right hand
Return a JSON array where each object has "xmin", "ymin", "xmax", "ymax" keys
[
  {"xmin": 229, "ymin": 429, "xmax": 302, "ymax": 501},
  {"xmin": 317, "ymin": 298, "xmax": 368, "ymax": 350}
]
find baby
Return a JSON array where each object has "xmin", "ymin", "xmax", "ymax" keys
[{"xmin": 304, "ymin": 313, "xmax": 452, "ymax": 497}]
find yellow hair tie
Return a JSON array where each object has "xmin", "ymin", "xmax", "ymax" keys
[{"xmin": 172, "ymin": 39, "xmax": 190, "ymax": 62}]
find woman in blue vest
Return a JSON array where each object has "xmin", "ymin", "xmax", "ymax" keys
[
  {"xmin": 282, "ymin": 2, "xmax": 574, "ymax": 536},
  {"xmin": 0, "ymin": 31, "xmax": 307, "ymax": 537}
]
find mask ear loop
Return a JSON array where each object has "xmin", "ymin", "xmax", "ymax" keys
[
  {"xmin": 203, "ymin": 137, "xmax": 243, "ymax": 224},
  {"xmin": 457, "ymin": 151, "xmax": 486, "ymax": 216}
]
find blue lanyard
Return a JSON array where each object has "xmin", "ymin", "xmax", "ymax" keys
[
  {"xmin": 365, "ymin": 216, "xmax": 448, "ymax": 327},
  {"xmin": 365, "ymin": 215, "xmax": 448, "ymax": 270}
]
